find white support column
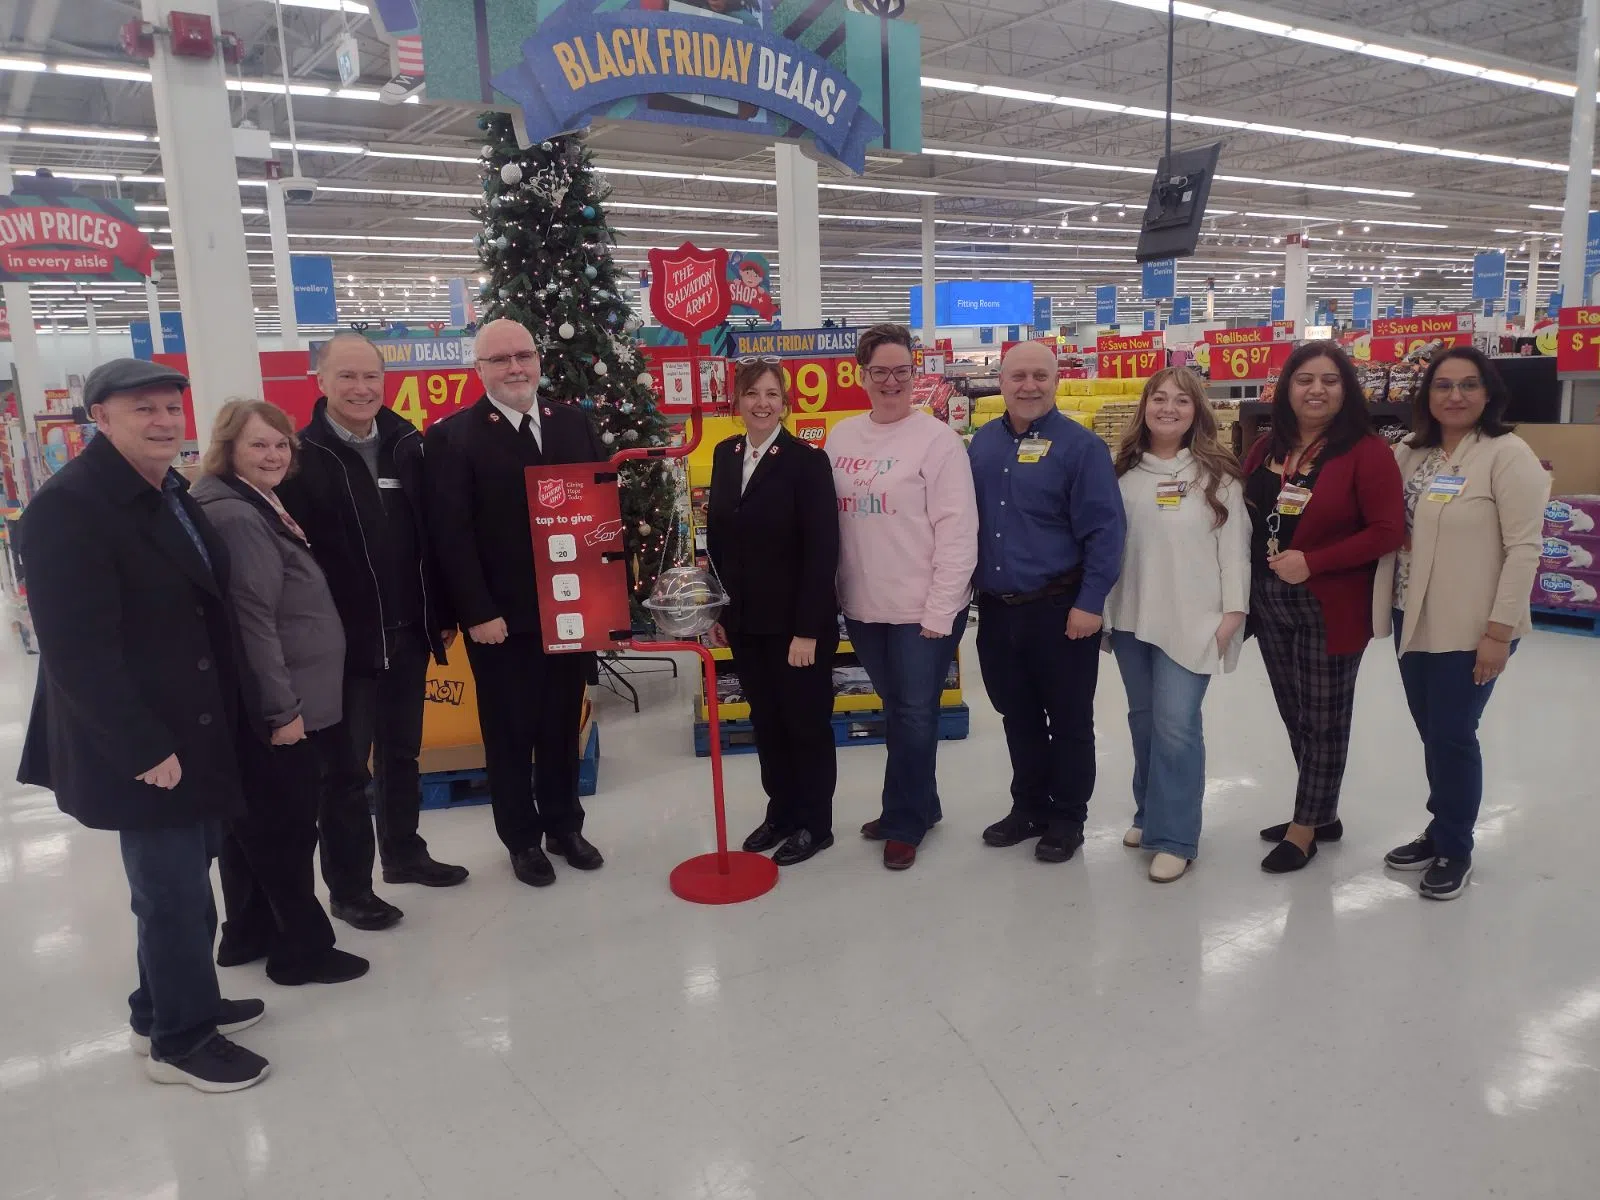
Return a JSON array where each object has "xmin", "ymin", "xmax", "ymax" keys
[
  {"xmin": 1205, "ymin": 286, "xmax": 1215, "ymax": 322},
  {"xmin": 84, "ymin": 300, "xmax": 101, "ymax": 370},
  {"xmin": 1284, "ymin": 240, "xmax": 1309, "ymax": 330},
  {"xmin": 1558, "ymin": 0, "xmax": 1599, "ymax": 310},
  {"xmin": 1526, "ymin": 237, "xmax": 1542, "ymax": 335},
  {"xmin": 142, "ymin": 0, "xmax": 262, "ymax": 446},
  {"xmin": 145, "ymin": 278, "xmax": 165, "ymax": 353},
  {"xmin": 0, "ymin": 163, "xmax": 46, "ymax": 422},
  {"xmin": 920, "ymin": 195, "xmax": 936, "ymax": 342},
  {"xmin": 265, "ymin": 178, "xmax": 300, "ymax": 349},
  {"xmin": 773, "ymin": 143, "xmax": 821, "ymax": 329}
]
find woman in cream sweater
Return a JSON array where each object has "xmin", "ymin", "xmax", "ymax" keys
[
  {"xmin": 1103, "ymin": 368, "xmax": 1249, "ymax": 882},
  {"xmin": 1372, "ymin": 348, "xmax": 1548, "ymax": 901}
]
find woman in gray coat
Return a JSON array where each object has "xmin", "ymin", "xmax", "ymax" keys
[{"xmin": 192, "ymin": 400, "xmax": 367, "ymax": 986}]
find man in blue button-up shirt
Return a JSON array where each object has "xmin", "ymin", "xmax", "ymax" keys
[{"xmin": 969, "ymin": 341, "xmax": 1126, "ymax": 864}]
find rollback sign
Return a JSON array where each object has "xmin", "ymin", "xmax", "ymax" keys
[
  {"xmin": 647, "ymin": 243, "xmax": 731, "ymax": 336},
  {"xmin": 0, "ymin": 196, "xmax": 155, "ymax": 283}
]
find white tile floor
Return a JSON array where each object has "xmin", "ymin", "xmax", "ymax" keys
[{"xmin": 3, "ymin": 623, "xmax": 1600, "ymax": 1199}]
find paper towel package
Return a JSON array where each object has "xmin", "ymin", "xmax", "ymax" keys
[
  {"xmin": 1538, "ymin": 533, "xmax": 1600, "ymax": 571},
  {"xmin": 1542, "ymin": 497, "xmax": 1600, "ymax": 539},
  {"xmin": 1533, "ymin": 569, "xmax": 1600, "ymax": 609}
]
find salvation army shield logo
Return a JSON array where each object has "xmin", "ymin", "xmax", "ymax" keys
[
  {"xmin": 646, "ymin": 243, "xmax": 731, "ymax": 336},
  {"xmin": 536, "ymin": 477, "xmax": 567, "ymax": 509}
]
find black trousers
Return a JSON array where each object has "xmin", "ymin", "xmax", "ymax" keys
[
  {"xmin": 729, "ymin": 631, "xmax": 838, "ymax": 837},
  {"xmin": 343, "ymin": 625, "xmax": 432, "ymax": 868},
  {"xmin": 974, "ymin": 590, "xmax": 1102, "ymax": 833},
  {"xmin": 219, "ymin": 729, "xmax": 338, "ymax": 971},
  {"xmin": 464, "ymin": 632, "xmax": 588, "ymax": 854}
]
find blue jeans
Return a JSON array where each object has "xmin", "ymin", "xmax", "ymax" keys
[
  {"xmin": 1393, "ymin": 611, "xmax": 1515, "ymax": 861},
  {"xmin": 1111, "ymin": 633, "xmax": 1210, "ymax": 860},
  {"xmin": 846, "ymin": 611, "xmax": 968, "ymax": 846},
  {"xmin": 121, "ymin": 821, "xmax": 224, "ymax": 1060}
]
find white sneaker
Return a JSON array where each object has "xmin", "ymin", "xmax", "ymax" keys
[
  {"xmin": 1149, "ymin": 852, "xmax": 1189, "ymax": 883},
  {"xmin": 1122, "ymin": 827, "xmax": 1142, "ymax": 848}
]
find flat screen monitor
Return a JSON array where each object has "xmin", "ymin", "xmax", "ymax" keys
[{"xmin": 1135, "ymin": 142, "xmax": 1223, "ymax": 263}]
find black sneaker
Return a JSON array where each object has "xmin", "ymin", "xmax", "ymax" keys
[
  {"xmin": 145, "ymin": 1033, "xmax": 270, "ymax": 1093},
  {"xmin": 1035, "ymin": 828, "xmax": 1084, "ymax": 863},
  {"xmin": 982, "ymin": 812, "xmax": 1046, "ymax": 847},
  {"xmin": 131, "ymin": 997, "xmax": 265, "ymax": 1057},
  {"xmin": 1419, "ymin": 857, "xmax": 1472, "ymax": 900},
  {"xmin": 1384, "ymin": 835, "xmax": 1437, "ymax": 872}
]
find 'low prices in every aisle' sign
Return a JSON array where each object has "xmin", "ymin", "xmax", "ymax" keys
[{"xmin": 0, "ymin": 195, "xmax": 154, "ymax": 282}]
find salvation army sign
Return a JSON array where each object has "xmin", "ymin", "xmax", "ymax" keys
[
  {"xmin": 493, "ymin": 4, "xmax": 883, "ymax": 171},
  {"xmin": 0, "ymin": 196, "xmax": 155, "ymax": 283},
  {"xmin": 647, "ymin": 243, "xmax": 730, "ymax": 335}
]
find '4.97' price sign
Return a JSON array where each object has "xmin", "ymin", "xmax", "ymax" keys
[
  {"xmin": 1096, "ymin": 331, "xmax": 1166, "ymax": 380},
  {"xmin": 386, "ymin": 369, "xmax": 476, "ymax": 430},
  {"xmin": 1556, "ymin": 307, "xmax": 1600, "ymax": 375}
]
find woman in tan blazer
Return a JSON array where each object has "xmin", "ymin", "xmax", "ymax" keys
[{"xmin": 1371, "ymin": 348, "xmax": 1549, "ymax": 900}]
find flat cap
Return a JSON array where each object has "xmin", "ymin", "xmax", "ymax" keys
[{"xmin": 82, "ymin": 358, "xmax": 190, "ymax": 410}]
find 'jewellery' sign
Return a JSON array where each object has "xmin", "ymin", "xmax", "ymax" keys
[
  {"xmin": 0, "ymin": 196, "xmax": 154, "ymax": 283},
  {"xmin": 491, "ymin": 5, "xmax": 883, "ymax": 172}
]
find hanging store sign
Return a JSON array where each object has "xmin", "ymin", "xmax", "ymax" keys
[
  {"xmin": 1202, "ymin": 321, "xmax": 1295, "ymax": 381},
  {"xmin": 431, "ymin": 0, "xmax": 917, "ymax": 173},
  {"xmin": 0, "ymin": 196, "xmax": 154, "ymax": 283},
  {"xmin": 1368, "ymin": 312, "xmax": 1473, "ymax": 363},
  {"xmin": 727, "ymin": 251, "xmax": 776, "ymax": 321},
  {"xmin": 731, "ymin": 326, "xmax": 858, "ymax": 356}
]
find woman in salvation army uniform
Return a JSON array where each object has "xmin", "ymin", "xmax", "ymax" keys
[{"xmin": 706, "ymin": 357, "xmax": 842, "ymax": 866}]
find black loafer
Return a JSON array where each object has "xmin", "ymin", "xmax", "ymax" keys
[
  {"xmin": 1259, "ymin": 818, "xmax": 1343, "ymax": 843},
  {"xmin": 512, "ymin": 847, "xmax": 557, "ymax": 886},
  {"xmin": 772, "ymin": 830, "xmax": 833, "ymax": 866},
  {"xmin": 983, "ymin": 812, "xmax": 1046, "ymax": 847},
  {"xmin": 1261, "ymin": 839, "xmax": 1318, "ymax": 873},
  {"xmin": 382, "ymin": 855, "xmax": 469, "ymax": 887},
  {"xmin": 742, "ymin": 821, "xmax": 794, "ymax": 853},
  {"xmin": 330, "ymin": 893, "xmax": 403, "ymax": 931},
  {"xmin": 1035, "ymin": 828, "xmax": 1084, "ymax": 863},
  {"xmin": 545, "ymin": 832, "xmax": 604, "ymax": 871}
]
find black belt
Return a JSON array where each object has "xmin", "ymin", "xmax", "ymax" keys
[{"xmin": 981, "ymin": 570, "xmax": 1083, "ymax": 607}]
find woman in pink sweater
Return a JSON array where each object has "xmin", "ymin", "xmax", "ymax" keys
[{"xmin": 830, "ymin": 324, "xmax": 979, "ymax": 870}]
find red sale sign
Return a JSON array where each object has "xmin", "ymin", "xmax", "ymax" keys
[
  {"xmin": 1097, "ymin": 330, "xmax": 1166, "ymax": 381},
  {"xmin": 0, "ymin": 196, "xmax": 155, "ymax": 282},
  {"xmin": 1204, "ymin": 321, "xmax": 1295, "ymax": 381},
  {"xmin": 1368, "ymin": 313, "xmax": 1474, "ymax": 363},
  {"xmin": 525, "ymin": 462, "xmax": 634, "ymax": 654},
  {"xmin": 1556, "ymin": 306, "xmax": 1600, "ymax": 375}
]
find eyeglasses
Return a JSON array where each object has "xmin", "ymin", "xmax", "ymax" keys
[
  {"xmin": 735, "ymin": 355, "xmax": 782, "ymax": 366},
  {"xmin": 865, "ymin": 365, "xmax": 916, "ymax": 384},
  {"xmin": 1429, "ymin": 378, "xmax": 1484, "ymax": 396},
  {"xmin": 478, "ymin": 351, "xmax": 538, "ymax": 368}
]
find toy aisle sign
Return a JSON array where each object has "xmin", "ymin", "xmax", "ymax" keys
[
  {"xmin": 1203, "ymin": 320, "xmax": 1295, "ymax": 381},
  {"xmin": 400, "ymin": 0, "xmax": 921, "ymax": 173},
  {"xmin": 0, "ymin": 195, "xmax": 154, "ymax": 282},
  {"xmin": 727, "ymin": 251, "xmax": 775, "ymax": 321},
  {"xmin": 1097, "ymin": 330, "xmax": 1165, "ymax": 379},
  {"xmin": 1556, "ymin": 306, "xmax": 1600, "ymax": 375},
  {"xmin": 1368, "ymin": 313, "xmax": 1473, "ymax": 363}
]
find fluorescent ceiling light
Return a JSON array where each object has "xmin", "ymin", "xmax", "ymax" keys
[
  {"xmin": 55, "ymin": 63, "xmax": 151, "ymax": 82},
  {"xmin": 262, "ymin": 0, "xmax": 369, "ymax": 10},
  {"xmin": 270, "ymin": 139, "xmax": 365, "ymax": 155},
  {"xmin": 364, "ymin": 149, "xmax": 481, "ymax": 164},
  {"xmin": 28, "ymin": 124, "xmax": 152, "ymax": 141},
  {"xmin": 0, "ymin": 56, "xmax": 45, "ymax": 71},
  {"xmin": 335, "ymin": 89, "xmax": 383, "ymax": 101},
  {"xmin": 820, "ymin": 182, "xmax": 941, "ymax": 196},
  {"xmin": 317, "ymin": 184, "xmax": 476, "ymax": 199}
]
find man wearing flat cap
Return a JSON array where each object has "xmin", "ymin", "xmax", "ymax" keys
[{"xmin": 18, "ymin": 359, "xmax": 271, "ymax": 1093}]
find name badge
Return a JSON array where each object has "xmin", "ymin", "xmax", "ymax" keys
[
  {"xmin": 378, "ymin": 477, "xmax": 402, "ymax": 490},
  {"xmin": 1427, "ymin": 473, "xmax": 1465, "ymax": 502},
  {"xmin": 1156, "ymin": 480, "xmax": 1188, "ymax": 509},
  {"xmin": 1017, "ymin": 437, "xmax": 1051, "ymax": 464},
  {"xmin": 1275, "ymin": 483, "xmax": 1313, "ymax": 516}
]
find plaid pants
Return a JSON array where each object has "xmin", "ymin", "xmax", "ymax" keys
[{"xmin": 1253, "ymin": 575, "xmax": 1364, "ymax": 827}]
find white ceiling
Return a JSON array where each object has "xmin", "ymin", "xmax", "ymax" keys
[{"xmin": 1, "ymin": 0, "xmax": 1594, "ymax": 333}]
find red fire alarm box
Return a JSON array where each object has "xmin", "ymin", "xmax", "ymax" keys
[{"xmin": 168, "ymin": 12, "xmax": 217, "ymax": 59}]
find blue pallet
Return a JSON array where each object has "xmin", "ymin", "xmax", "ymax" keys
[
  {"xmin": 1531, "ymin": 606, "xmax": 1600, "ymax": 638},
  {"xmin": 420, "ymin": 724, "xmax": 600, "ymax": 810},
  {"xmin": 693, "ymin": 704, "xmax": 969, "ymax": 758}
]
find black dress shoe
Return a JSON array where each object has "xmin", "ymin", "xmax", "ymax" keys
[
  {"xmin": 983, "ymin": 812, "xmax": 1046, "ymax": 847},
  {"xmin": 216, "ymin": 936, "xmax": 268, "ymax": 968},
  {"xmin": 742, "ymin": 821, "xmax": 794, "ymax": 853},
  {"xmin": 1035, "ymin": 828, "xmax": 1084, "ymax": 863},
  {"xmin": 266, "ymin": 948, "xmax": 370, "ymax": 987},
  {"xmin": 1259, "ymin": 818, "xmax": 1343, "ymax": 843},
  {"xmin": 382, "ymin": 855, "xmax": 470, "ymax": 887},
  {"xmin": 512, "ymin": 847, "xmax": 556, "ymax": 887},
  {"xmin": 1261, "ymin": 839, "xmax": 1318, "ymax": 873},
  {"xmin": 772, "ymin": 830, "xmax": 833, "ymax": 866},
  {"xmin": 330, "ymin": 893, "xmax": 403, "ymax": 931},
  {"xmin": 545, "ymin": 832, "xmax": 604, "ymax": 871}
]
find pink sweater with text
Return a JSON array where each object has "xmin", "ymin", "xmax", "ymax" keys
[{"xmin": 829, "ymin": 410, "xmax": 979, "ymax": 635}]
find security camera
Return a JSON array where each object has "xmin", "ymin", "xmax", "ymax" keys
[{"xmin": 282, "ymin": 176, "xmax": 318, "ymax": 204}]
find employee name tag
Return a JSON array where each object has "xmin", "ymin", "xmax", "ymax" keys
[
  {"xmin": 1275, "ymin": 483, "xmax": 1313, "ymax": 516},
  {"xmin": 378, "ymin": 477, "xmax": 403, "ymax": 489},
  {"xmin": 1426, "ymin": 473, "xmax": 1466, "ymax": 502},
  {"xmin": 1017, "ymin": 437, "xmax": 1052, "ymax": 464},
  {"xmin": 1156, "ymin": 480, "xmax": 1188, "ymax": 509}
]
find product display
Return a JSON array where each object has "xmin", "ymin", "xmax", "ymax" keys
[{"xmin": 1535, "ymin": 497, "xmax": 1600, "ymax": 612}]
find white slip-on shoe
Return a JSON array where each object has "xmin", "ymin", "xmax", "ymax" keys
[{"xmin": 1149, "ymin": 852, "xmax": 1189, "ymax": 883}]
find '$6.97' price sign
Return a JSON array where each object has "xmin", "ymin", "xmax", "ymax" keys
[
  {"xmin": 386, "ymin": 369, "xmax": 476, "ymax": 430},
  {"xmin": 1202, "ymin": 323, "xmax": 1294, "ymax": 381}
]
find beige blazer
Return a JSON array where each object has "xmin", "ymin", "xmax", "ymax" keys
[{"xmin": 1372, "ymin": 431, "xmax": 1550, "ymax": 655}]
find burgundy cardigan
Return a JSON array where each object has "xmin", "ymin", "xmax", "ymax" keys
[{"xmin": 1244, "ymin": 432, "xmax": 1406, "ymax": 655}]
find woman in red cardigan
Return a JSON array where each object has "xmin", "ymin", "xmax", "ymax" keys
[{"xmin": 1244, "ymin": 341, "xmax": 1405, "ymax": 873}]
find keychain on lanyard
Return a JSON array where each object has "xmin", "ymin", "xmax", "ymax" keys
[{"xmin": 1266, "ymin": 439, "xmax": 1323, "ymax": 558}]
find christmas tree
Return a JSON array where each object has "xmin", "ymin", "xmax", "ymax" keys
[{"xmin": 473, "ymin": 112, "xmax": 677, "ymax": 615}]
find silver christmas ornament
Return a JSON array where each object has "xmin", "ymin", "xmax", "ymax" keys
[
  {"xmin": 593, "ymin": 361, "xmax": 608, "ymax": 377},
  {"xmin": 636, "ymin": 371, "xmax": 653, "ymax": 386},
  {"xmin": 601, "ymin": 431, "xmax": 616, "ymax": 445},
  {"xmin": 499, "ymin": 162, "xmax": 523, "ymax": 185},
  {"xmin": 558, "ymin": 322, "xmax": 576, "ymax": 339}
]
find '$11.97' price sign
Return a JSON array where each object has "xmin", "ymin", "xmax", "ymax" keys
[{"xmin": 1099, "ymin": 349, "xmax": 1163, "ymax": 379}]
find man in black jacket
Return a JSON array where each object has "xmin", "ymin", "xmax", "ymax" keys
[
  {"xmin": 277, "ymin": 334, "xmax": 468, "ymax": 929},
  {"xmin": 18, "ymin": 359, "xmax": 269, "ymax": 1092},
  {"xmin": 425, "ymin": 318, "xmax": 607, "ymax": 888}
]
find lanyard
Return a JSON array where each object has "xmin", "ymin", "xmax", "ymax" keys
[{"xmin": 1266, "ymin": 439, "xmax": 1323, "ymax": 557}]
